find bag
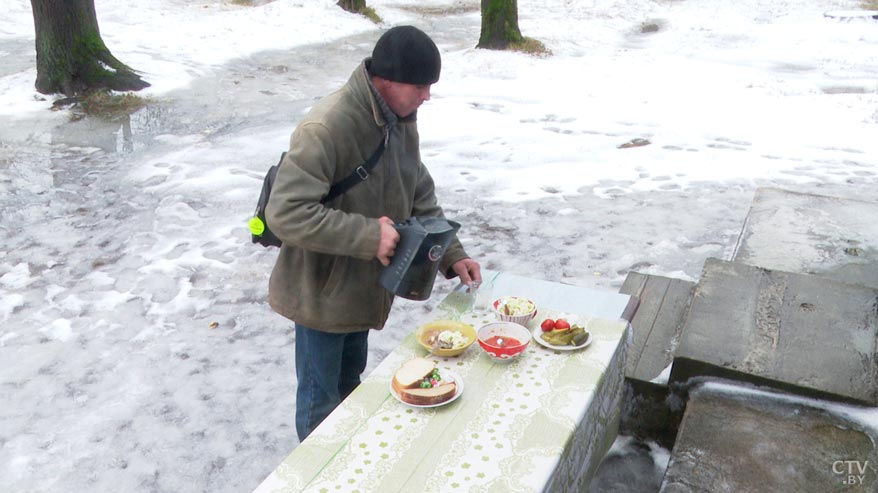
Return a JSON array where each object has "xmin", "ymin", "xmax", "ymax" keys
[
  {"xmin": 249, "ymin": 139, "xmax": 387, "ymax": 248},
  {"xmin": 248, "ymin": 153, "xmax": 284, "ymax": 247}
]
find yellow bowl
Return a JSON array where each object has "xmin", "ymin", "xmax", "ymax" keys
[{"xmin": 415, "ymin": 320, "xmax": 477, "ymax": 357}]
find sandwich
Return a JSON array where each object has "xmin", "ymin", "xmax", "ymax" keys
[{"xmin": 391, "ymin": 357, "xmax": 457, "ymax": 406}]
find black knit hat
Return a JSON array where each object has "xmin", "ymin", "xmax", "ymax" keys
[{"xmin": 370, "ymin": 26, "xmax": 441, "ymax": 85}]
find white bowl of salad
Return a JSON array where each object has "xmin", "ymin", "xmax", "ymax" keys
[{"xmin": 492, "ymin": 296, "xmax": 537, "ymax": 327}]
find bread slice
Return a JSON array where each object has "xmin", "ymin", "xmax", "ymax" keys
[
  {"xmin": 397, "ymin": 381, "xmax": 457, "ymax": 406},
  {"xmin": 392, "ymin": 357, "xmax": 458, "ymax": 406},
  {"xmin": 392, "ymin": 357, "xmax": 435, "ymax": 393}
]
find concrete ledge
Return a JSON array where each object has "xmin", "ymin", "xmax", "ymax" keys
[
  {"xmin": 661, "ymin": 382, "xmax": 878, "ymax": 492},
  {"xmin": 671, "ymin": 258, "xmax": 878, "ymax": 406}
]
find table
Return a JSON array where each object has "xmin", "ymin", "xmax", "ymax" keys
[{"xmin": 255, "ymin": 271, "xmax": 633, "ymax": 493}]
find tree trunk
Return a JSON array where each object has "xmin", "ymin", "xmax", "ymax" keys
[
  {"xmin": 477, "ymin": 0, "xmax": 523, "ymax": 50},
  {"xmin": 31, "ymin": 0, "xmax": 149, "ymax": 96},
  {"xmin": 337, "ymin": 0, "xmax": 366, "ymax": 13}
]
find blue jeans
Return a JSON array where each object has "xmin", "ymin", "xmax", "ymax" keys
[{"xmin": 294, "ymin": 323, "xmax": 369, "ymax": 441}]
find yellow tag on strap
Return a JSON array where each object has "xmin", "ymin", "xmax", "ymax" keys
[{"xmin": 248, "ymin": 217, "xmax": 266, "ymax": 236}]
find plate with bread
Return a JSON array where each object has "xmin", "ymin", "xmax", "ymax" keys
[{"xmin": 390, "ymin": 357, "xmax": 463, "ymax": 408}]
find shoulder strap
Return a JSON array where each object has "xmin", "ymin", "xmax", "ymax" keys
[{"xmin": 321, "ymin": 136, "xmax": 387, "ymax": 204}]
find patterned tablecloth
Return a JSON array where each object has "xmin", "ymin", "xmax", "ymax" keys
[{"xmin": 256, "ymin": 277, "xmax": 632, "ymax": 493}]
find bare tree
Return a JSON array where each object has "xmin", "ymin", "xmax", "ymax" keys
[
  {"xmin": 337, "ymin": 0, "xmax": 366, "ymax": 14},
  {"xmin": 337, "ymin": 0, "xmax": 380, "ymax": 23},
  {"xmin": 477, "ymin": 0, "xmax": 523, "ymax": 49},
  {"xmin": 31, "ymin": 0, "xmax": 149, "ymax": 96}
]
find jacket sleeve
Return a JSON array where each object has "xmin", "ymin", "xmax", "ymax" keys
[
  {"xmin": 411, "ymin": 161, "xmax": 469, "ymax": 279},
  {"xmin": 265, "ymin": 122, "xmax": 380, "ymax": 260}
]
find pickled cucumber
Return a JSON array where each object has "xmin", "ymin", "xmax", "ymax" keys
[
  {"xmin": 543, "ymin": 330, "xmax": 575, "ymax": 345},
  {"xmin": 541, "ymin": 326, "xmax": 589, "ymax": 346},
  {"xmin": 572, "ymin": 330, "xmax": 590, "ymax": 346}
]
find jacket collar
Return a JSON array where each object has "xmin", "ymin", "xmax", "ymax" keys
[
  {"xmin": 358, "ymin": 58, "xmax": 418, "ymax": 128},
  {"xmin": 364, "ymin": 60, "xmax": 397, "ymax": 129}
]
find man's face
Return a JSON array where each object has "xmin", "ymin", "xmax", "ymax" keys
[{"xmin": 378, "ymin": 80, "xmax": 432, "ymax": 118}]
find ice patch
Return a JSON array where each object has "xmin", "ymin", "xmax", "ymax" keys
[
  {"xmin": 93, "ymin": 290, "xmax": 136, "ymax": 312},
  {"xmin": 0, "ymin": 331, "xmax": 19, "ymax": 345},
  {"xmin": 85, "ymin": 271, "xmax": 116, "ymax": 287},
  {"xmin": 0, "ymin": 291, "xmax": 24, "ymax": 321},
  {"xmin": 0, "ymin": 262, "xmax": 33, "ymax": 289},
  {"xmin": 6, "ymin": 454, "xmax": 32, "ymax": 481},
  {"xmin": 155, "ymin": 200, "xmax": 200, "ymax": 225},
  {"xmin": 146, "ymin": 279, "xmax": 211, "ymax": 318},
  {"xmin": 40, "ymin": 319, "xmax": 73, "ymax": 342},
  {"xmin": 139, "ymin": 245, "xmax": 232, "ymax": 274},
  {"xmin": 58, "ymin": 294, "xmax": 86, "ymax": 314},
  {"xmin": 45, "ymin": 284, "xmax": 65, "ymax": 301}
]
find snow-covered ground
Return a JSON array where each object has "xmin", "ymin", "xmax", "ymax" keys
[{"xmin": 1, "ymin": 0, "xmax": 877, "ymax": 491}]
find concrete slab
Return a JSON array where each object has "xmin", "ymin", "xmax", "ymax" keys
[
  {"xmin": 620, "ymin": 272, "xmax": 695, "ymax": 382},
  {"xmin": 732, "ymin": 187, "xmax": 878, "ymax": 289},
  {"xmin": 671, "ymin": 258, "xmax": 878, "ymax": 406},
  {"xmin": 661, "ymin": 383, "xmax": 878, "ymax": 493}
]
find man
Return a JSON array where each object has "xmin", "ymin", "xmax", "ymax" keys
[{"xmin": 265, "ymin": 25, "xmax": 481, "ymax": 441}]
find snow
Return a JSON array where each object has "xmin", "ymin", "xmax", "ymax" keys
[
  {"xmin": 651, "ymin": 363, "xmax": 673, "ymax": 386},
  {"xmin": 1, "ymin": 0, "xmax": 877, "ymax": 491},
  {"xmin": 700, "ymin": 380, "xmax": 878, "ymax": 437}
]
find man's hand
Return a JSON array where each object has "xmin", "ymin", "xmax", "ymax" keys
[
  {"xmin": 451, "ymin": 258, "xmax": 481, "ymax": 286},
  {"xmin": 376, "ymin": 216, "xmax": 400, "ymax": 266}
]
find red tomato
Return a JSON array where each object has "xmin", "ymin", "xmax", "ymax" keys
[
  {"xmin": 540, "ymin": 319, "xmax": 556, "ymax": 332},
  {"xmin": 554, "ymin": 319, "xmax": 571, "ymax": 331}
]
